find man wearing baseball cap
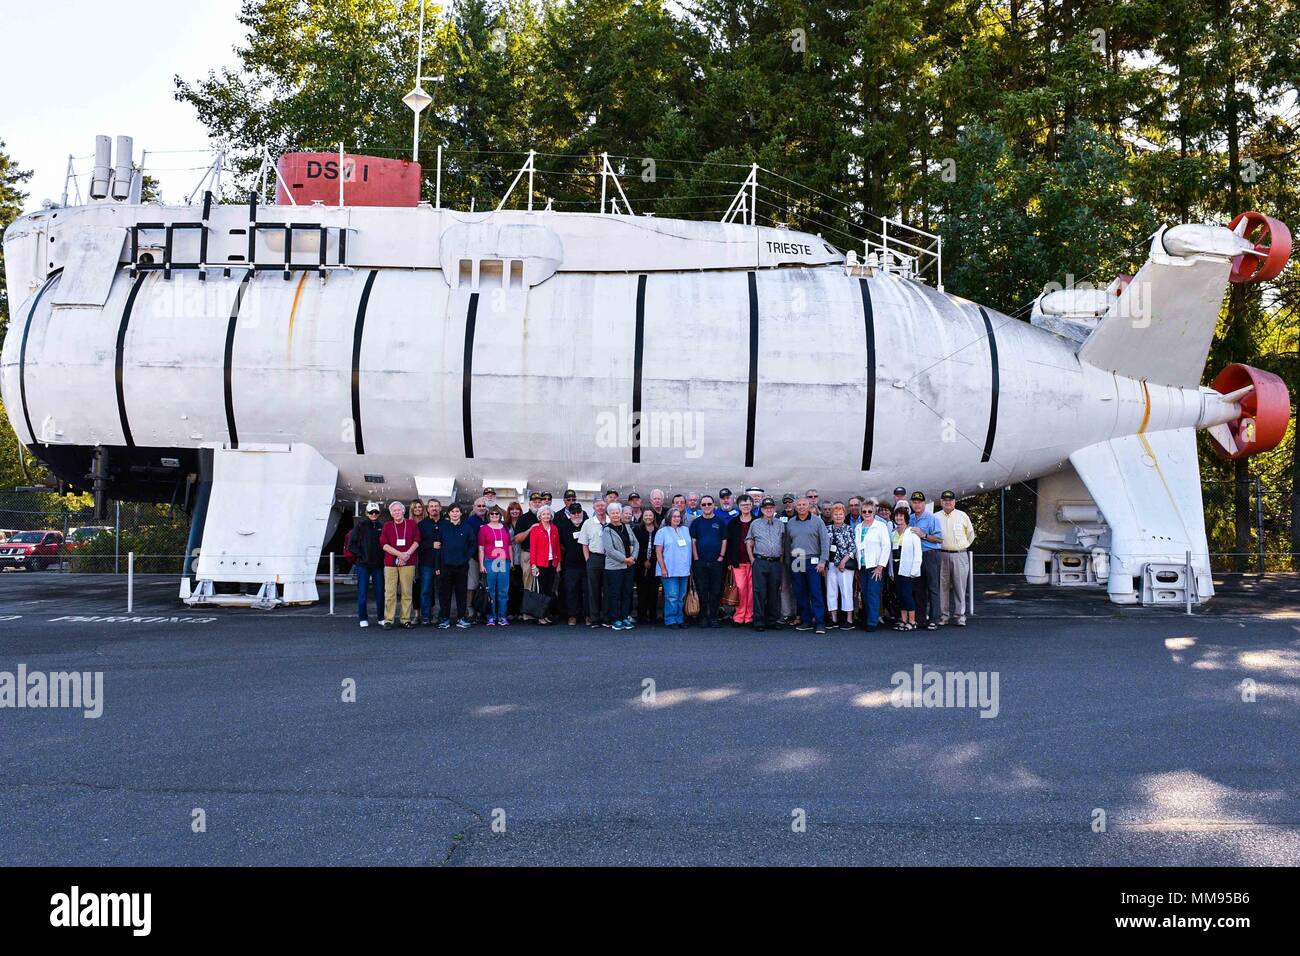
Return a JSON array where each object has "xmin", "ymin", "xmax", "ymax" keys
[
  {"xmin": 717, "ymin": 488, "xmax": 739, "ymax": 524},
  {"xmin": 937, "ymin": 490, "xmax": 976, "ymax": 626},
  {"xmin": 345, "ymin": 503, "xmax": 385, "ymax": 628},
  {"xmin": 553, "ymin": 491, "xmax": 588, "ymax": 624},
  {"xmin": 907, "ymin": 491, "xmax": 944, "ymax": 630},
  {"xmin": 779, "ymin": 494, "xmax": 797, "ymax": 621},
  {"xmin": 746, "ymin": 496, "xmax": 787, "ymax": 631},
  {"xmin": 514, "ymin": 492, "xmax": 543, "ymax": 610}
]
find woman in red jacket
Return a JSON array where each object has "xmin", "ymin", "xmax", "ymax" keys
[{"xmin": 528, "ymin": 506, "xmax": 563, "ymax": 625}]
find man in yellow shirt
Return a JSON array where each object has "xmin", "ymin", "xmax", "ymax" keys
[{"xmin": 936, "ymin": 491, "xmax": 975, "ymax": 627}]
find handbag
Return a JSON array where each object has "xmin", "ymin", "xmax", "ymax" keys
[
  {"xmin": 721, "ymin": 568, "xmax": 739, "ymax": 606},
  {"xmin": 472, "ymin": 583, "xmax": 491, "ymax": 617},
  {"xmin": 520, "ymin": 571, "xmax": 554, "ymax": 619},
  {"xmin": 683, "ymin": 578, "xmax": 700, "ymax": 617}
]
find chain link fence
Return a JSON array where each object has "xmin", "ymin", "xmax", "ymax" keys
[
  {"xmin": 0, "ymin": 490, "xmax": 191, "ymax": 575},
  {"xmin": 0, "ymin": 478, "xmax": 1295, "ymax": 578}
]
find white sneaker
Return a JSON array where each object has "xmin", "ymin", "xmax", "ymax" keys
[{"xmin": 359, "ymin": 620, "xmax": 369, "ymax": 628}]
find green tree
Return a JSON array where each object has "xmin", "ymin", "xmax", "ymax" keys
[
  {"xmin": 0, "ymin": 139, "xmax": 39, "ymax": 491},
  {"xmin": 0, "ymin": 138, "xmax": 33, "ymax": 341}
]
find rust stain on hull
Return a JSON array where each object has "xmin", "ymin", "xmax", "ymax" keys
[{"xmin": 287, "ymin": 272, "xmax": 309, "ymax": 363}]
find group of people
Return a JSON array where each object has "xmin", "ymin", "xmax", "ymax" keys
[{"xmin": 343, "ymin": 484, "xmax": 976, "ymax": 634}]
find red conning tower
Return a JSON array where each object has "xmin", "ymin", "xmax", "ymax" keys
[{"xmin": 275, "ymin": 153, "xmax": 422, "ymax": 207}]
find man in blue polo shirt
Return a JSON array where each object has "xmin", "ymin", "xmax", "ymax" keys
[
  {"xmin": 908, "ymin": 491, "xmax": 944, "ymax": 630},
  {"xmin": 716, "ymin": 488, "xmax": 739, "ymax": 524},
  {"xmin": 689, "ymin": 495, "xmax": 728, "ymax": 627}
]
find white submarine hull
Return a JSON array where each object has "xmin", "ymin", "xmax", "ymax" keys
[{"xmin": 1, "ymin": 195, "xmax": 1285, "ymax": 605}]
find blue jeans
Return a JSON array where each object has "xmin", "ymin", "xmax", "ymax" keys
[
  {"xmin": 662, "ymin": 576, "xmax": 688, "ymax": 625},
  {"xmin": 792, "ymin": 564, "xmax": 825, "ymax": 628},
  {"xmin": 861, "ymin": 569, "xmax": 883, "ymax": 627},
  {"xmin": 356, "ymin": 565, "xmax": 384, "ymax": 621},
  {"xmin": 419, "ymin": 565, "xmax": 436, "ymax": 620},
  {"xmin": 485, "ymin": 567, "xmax": 510, "ymax": 620}
]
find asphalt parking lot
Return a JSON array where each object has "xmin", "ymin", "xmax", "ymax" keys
[{"xmin": 0, "ymin": 571, "xmax": 1297, "ymax": 865}]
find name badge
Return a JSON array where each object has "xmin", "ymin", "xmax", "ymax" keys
[
  {"xmin": 573, "ymin": 532, "xmax": 581, "ymax": 540},
  {"xmin": 830, "ymin": 544, "xmax": 838, "ymax": 554},
  {"xmin": 809, "ymin": 557, "xmax": 818, "ymax": 565},
  {"xmin": 397, "ymin": 538, "xmax": 406, "ymax": 547},
  {"xmin": 677, "ymin": 539, "xmax": 687, "ymax": 547}
]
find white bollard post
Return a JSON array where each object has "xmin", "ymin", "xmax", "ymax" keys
[
  {"xmin": 329, "ymin": 553, "xmax": 335, "ymax": 615},
  {"xmin": 967, "ymin": 554, "xmax": 975, "ymax": 618},
  {"xmin": 127, "ymin": 551, "xmax": 135, "ymax": 613}
]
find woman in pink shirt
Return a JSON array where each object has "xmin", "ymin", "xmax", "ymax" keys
[
  {"xmin": 528, "ymin": 506, "xmax": 563, "ymax": 625},
  {"xmin": 478, "ymin": 506, "xmax": 513, "ymax": 626}
]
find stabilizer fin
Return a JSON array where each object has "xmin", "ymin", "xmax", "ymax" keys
[{"xmin": 1067, "ymin": 427, "xmax": 1213, "ymax": 605}]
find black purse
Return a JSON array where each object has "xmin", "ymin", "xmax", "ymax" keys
[
  {"xmin": 520, "ymin": 572, "xmax": 554, "ymax": 618},
  {"xmin": 472, "ymin": 584, "xmax": 491, "ymax": 617}
]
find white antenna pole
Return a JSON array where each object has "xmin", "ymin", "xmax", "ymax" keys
[
  {"xmin": 61, "ymin": 154, "xmax": 74, "ymax": 207},
  {"xmin": 415, "ymin": 2, "xmax": 424, "ymax": 89},
  {"xmin": 750, "ymin": 163, "xmax": 758, "ymax": 226},
  {"xmin": 600, "ymin": 152, "xmax": 607, "ymax": 214},
  {"xmin": 435, "ymin": 143, "xmax": 442, "ymax": 209},
  {"xmin": 414, "ymin": 2, "xmax": 425, "ymax": 162},
  {"xmin": 212, "ymin": 149, "xmax": 224, "ymax": 198},
  {"xmin": 527, "ymin": 148, "xmax": 535, "ymax": 212},
  {"xmin": 338, "ymin": 141, "xmax": 345, "ymax": 206}
]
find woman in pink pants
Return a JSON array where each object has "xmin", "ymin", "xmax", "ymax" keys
[{"xmin": 725, "ymin": 493, "xmax": 756, "ymax": 625}]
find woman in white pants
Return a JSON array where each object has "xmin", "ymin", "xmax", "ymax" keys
[{"xmin": 825, "ymin": 502, "xmax": 856, "ymax": 628}]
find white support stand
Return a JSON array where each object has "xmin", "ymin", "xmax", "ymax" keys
[
  {"xmin": 255, "ymin": 145, "xmax": 297, "ymax": 206},
  {"xmin": 182, "ymin": 443, "xmax": 338, "ymax": 607},
  {"xmin": 1027, "ymin": 429, "xmax": 1213, "ymax": 606},
  {"xmin": 598, "ymin": 152, "xmax": 633, "ymax": 216},
  {"xmin": 497, "ymin": 150, "xmax": 538, "ymax": 212},
  {"xmin": 721, "ymin": 164, "xmax": 758, "ymax": 226}
]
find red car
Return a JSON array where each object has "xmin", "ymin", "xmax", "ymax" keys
[{"xmin": 0, "ymin": 530, "xmax": 64, "ymax": 571}]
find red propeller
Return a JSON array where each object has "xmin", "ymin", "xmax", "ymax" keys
[
  {"xmin": 1227, "ymin": 211, "xmax": 1292, "ymax": 283},
  {"xmin": 1209, "ymin": 363, "xmax": 1290, "ymax": 459}
]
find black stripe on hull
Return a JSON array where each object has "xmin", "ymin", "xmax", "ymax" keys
[
  {"xmin": 17, "ymin": 271, "xmax": 60, "ymax": 445},
  {"xmin": 114, "ymin": 273, "xmax": 149, "ymax": 448},
  {"xmin": 222, "ymin": 270, "xmax": 254, "ymax": 448},
  {"xmin": 745, "ymin": 272, "xmax": 758, "ymax": 468},
  {"xmin": 632, "ymin": 274, "xmax": 647, "ymax": 464},
  {"xmin": 462, "ymin": 291, "xmax": 480, "ymax": 460},
  {"xmin": 350, "ymin": 269, "xmax": 379, "ymax": 455},
  {"xmin": 978, "ymin": 306, "xmax": 1000, "ymax": 463},
  {"xmin": 858, "ymin": 278, "xmax": 876, "ymax": 471}
]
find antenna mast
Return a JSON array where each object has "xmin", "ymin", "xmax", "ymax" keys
[{"xmin": 403, "ymin": 3, "xmax": 434, "ymax": 162}]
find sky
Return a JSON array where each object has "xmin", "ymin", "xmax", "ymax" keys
[{"xmin": 0, "ymin": 0, "xmax": 249, "ymax": 214}]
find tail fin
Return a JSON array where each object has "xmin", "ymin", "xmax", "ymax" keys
[{"xmin": 1077, "ymin": 214, "xmax": 1291, "ymax": 388}]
